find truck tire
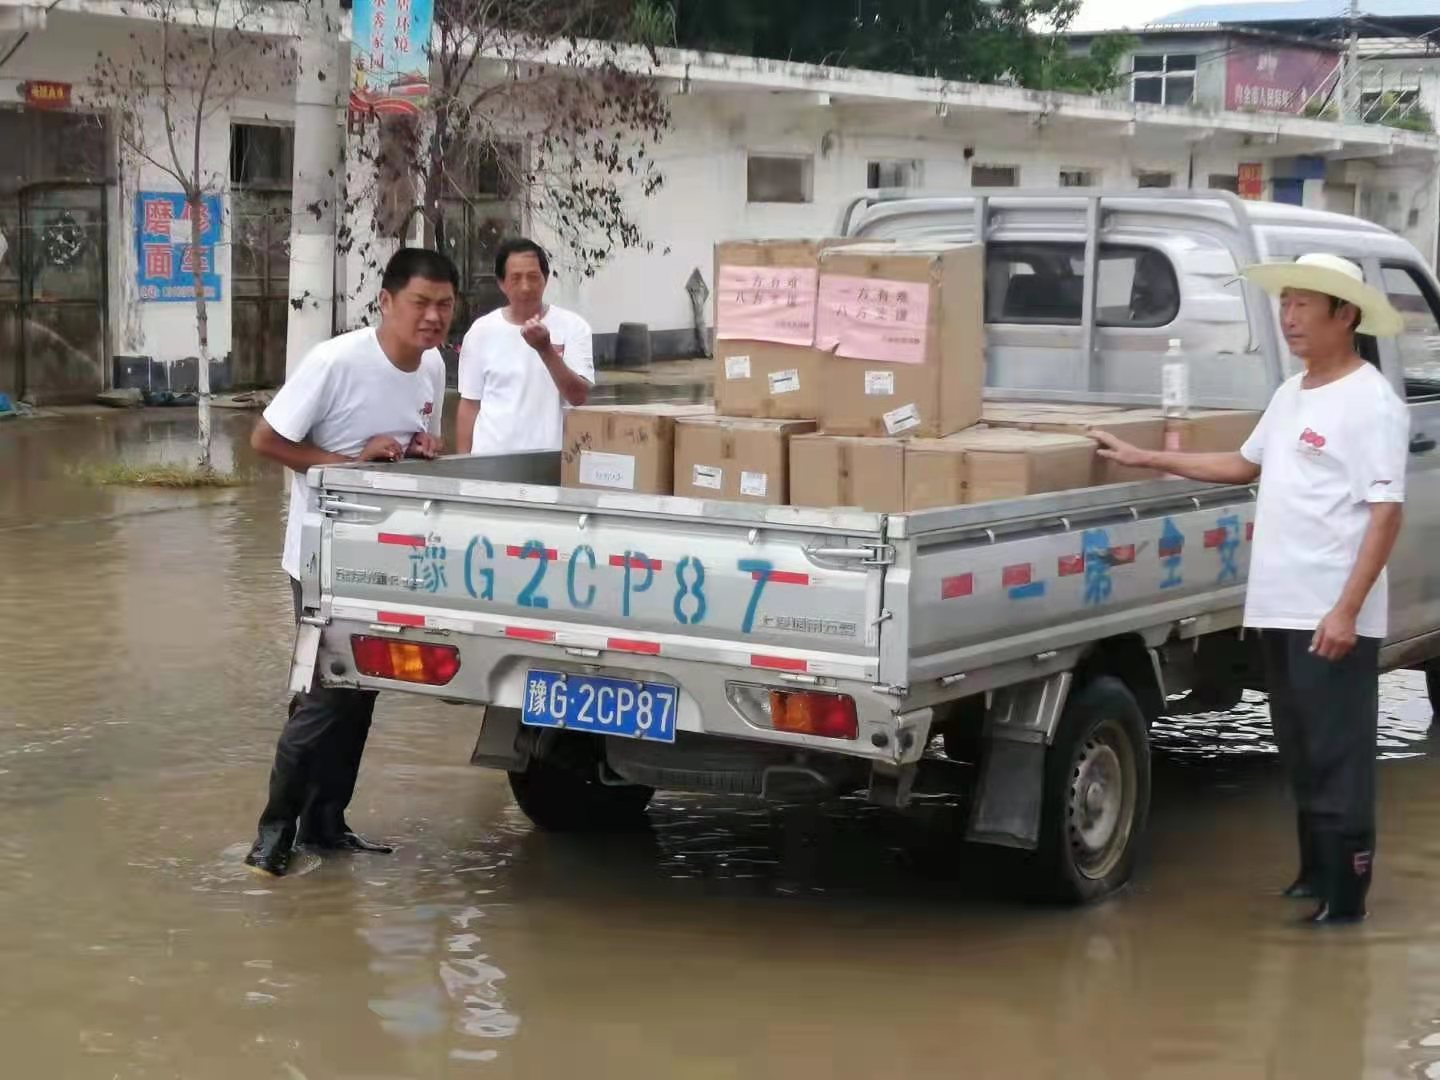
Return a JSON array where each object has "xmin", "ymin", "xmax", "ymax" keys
[
  {"xmin": 508, "ymin": 757, "xmax": 654, "ymax": 832},
  {"xmin": 1034, "ymin": 676, "xmax": 1151, "ymax": 904}
]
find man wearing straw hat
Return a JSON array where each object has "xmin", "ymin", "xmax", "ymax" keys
[{"xmin": 1094, "ymin": 253, "xmax": 1409, "ymax": 925}]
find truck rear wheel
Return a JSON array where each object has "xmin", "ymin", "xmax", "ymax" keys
[
  {"xmin": 508, "ymin": 752, "xmax": 654, "ymax": 832},
  {"xmin": 1034, "ymin": 677, "xmax": 1151, "ymax": 904}
]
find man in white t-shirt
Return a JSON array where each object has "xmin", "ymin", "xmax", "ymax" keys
[
  {"xmin": 455, "ymin": 238, "xmax": 594, "ymax": 456},
  {"xmin": 1093, "ymin": 253, "xmax": 1409, "ymax": 925},
  {"xmin": 243, "ymin": 248, "xmax": 457, "ymax": 877}
]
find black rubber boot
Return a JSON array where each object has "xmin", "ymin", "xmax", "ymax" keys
[
  {"xmin": 1306, "ymin": 830, "xmax": 1372, "ymax": 925},
  {"xmin": 297, "ymin": 805, "xmax": 394, "ymax": 854},
  {"xmin": 244, "ymin": 822, "xmax": 297, "ymax": 877},
  {"xmin": 1282, "ymin": 812, "xmax": 1320, "ymax": 899}
]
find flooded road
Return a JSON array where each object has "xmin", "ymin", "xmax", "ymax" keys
[{"xmin": 6, "ymin": 405, "xmax": 1440, "ymax": 1079}]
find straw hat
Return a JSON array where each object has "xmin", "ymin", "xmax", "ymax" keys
[{"xmin": 1243, "ymin": 253, "xmax": 1405, "ymax": 337}]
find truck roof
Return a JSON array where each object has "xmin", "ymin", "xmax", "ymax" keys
[{"xmin": 844, "ymin": 189, "xmax": 1418, "ymax": 263}]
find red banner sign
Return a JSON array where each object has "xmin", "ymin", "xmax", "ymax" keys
[
  {"xmin": 1226, "ymin": 45, "xmax": 1337, "ymax": 115},
  {"xmin": 22, "ymin": 81, "xmax": 72, "ymax": 110},
  {"xmin": 1238, "ymin": 163, "xmax": 1264, "ymax": 200}
]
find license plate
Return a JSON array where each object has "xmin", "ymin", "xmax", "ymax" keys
[{"xmin": 521, "ymin": 670, "xmax": 678, "ymax": 743}]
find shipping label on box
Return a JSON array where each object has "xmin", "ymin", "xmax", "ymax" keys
[{"xmin": 562, "ymin": 404, "xmax": 714, "ymax": 495}]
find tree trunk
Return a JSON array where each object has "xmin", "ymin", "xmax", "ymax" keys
[{"xmin": 187, "ymin": 190, "xmax": 213, "ymax": 472}]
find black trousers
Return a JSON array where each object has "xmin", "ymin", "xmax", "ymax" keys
[
  {"xmin": 254, "ymin": 578, "xmax": 378, "ymax": 839},
  {"xmin": 1262, "ymin": 629, "xmax": 1379, "ymax": 837}
]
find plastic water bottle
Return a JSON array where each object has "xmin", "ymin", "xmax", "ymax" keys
[
  {"xmin": 1161, "ymin": 337, "xmax": 1190, "ymax": 420},
  {"xmin": 1161, "ymin": 337, "xmax": 1189, "ymax": 457}
]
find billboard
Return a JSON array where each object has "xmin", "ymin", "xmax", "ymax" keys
[
  {"xmin": 350, "ymin": 0, "xmax": 434, "ymax": 118},
  {"xmin": 1226, "ymin": 43, "xmax": 1339, "ymax": 115},
  {"xmin": 135, "ymin": 192, "xmax": 222, "ymax": 303}
]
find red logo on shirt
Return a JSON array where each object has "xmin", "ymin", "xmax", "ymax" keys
[
  {"xmin": 421, "ymin": 401, "xmax": 434, "ymax": 416},
  {"xmin": 1299, "ymin": 428, "xmax": 1326, "ymax": 449}
]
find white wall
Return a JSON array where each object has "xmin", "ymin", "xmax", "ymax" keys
[{"xmin": 568, "ymin": 92, "xmax": 1364, "ymax": 345}]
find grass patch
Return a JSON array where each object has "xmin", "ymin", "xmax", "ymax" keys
[{"xmin": 71, "ymin": 462, "xmax": 252, "ymax": 489}]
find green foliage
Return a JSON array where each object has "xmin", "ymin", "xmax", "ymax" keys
[{"xmin": 665, "ymin": 0, "xmax": 1131, "ymax": 92}]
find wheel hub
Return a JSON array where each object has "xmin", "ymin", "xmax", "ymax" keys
[{"xmin": 1067, "ymin": 719, "xmax": 1137, "ymax": 881}]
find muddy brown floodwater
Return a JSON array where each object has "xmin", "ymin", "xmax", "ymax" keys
[{"xmin": 6, "ymin": 404, "xmax": 1440, "ymax": 1080}]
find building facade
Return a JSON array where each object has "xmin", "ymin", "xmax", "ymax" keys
[{"xmin": 1, "ymin": 1, "xmax": 1438, "ymax": 401}]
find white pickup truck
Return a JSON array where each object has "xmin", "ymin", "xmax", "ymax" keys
[{"xmin": 288, "ymin": 191, "xmax": 1440, "ymax": 902}]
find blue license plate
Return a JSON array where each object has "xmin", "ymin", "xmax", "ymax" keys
[{"xmin": 521, "ymin": 670, "xmax": 678, "ymax": 743}]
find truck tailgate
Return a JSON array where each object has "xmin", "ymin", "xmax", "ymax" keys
[{"xmin": 311, "ymin": 460, "xmax": 889, "ymax": 684}]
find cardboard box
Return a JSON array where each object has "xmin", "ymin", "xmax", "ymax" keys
[
  {"xmin": 1166, "ymin": 410, "xmax": 1262, "ymax": 454},
  {"xmin": 904, "ymin": 438, "xmax": 970, "ymax": 511},
  {"xmin": 1122, "ymin": 409, "xmax": 1261, "ymax": 453},
  {"xmin": 789, "ymin": 434, "xmax": 907, "ymax": 512},
  {"xmin": 936, "ymin": 428, "xmax": 1097, "ymax": 504},
  {"xmin": 815, "ymin": 242, "xmax": 985, "ymax": 438},
  {"xmin": 983, "ymin": 402, "xmax": 1128, "ymax": 421},
  {"xmin": 561, "ymin": 404, "xmax": 714, "ymax": 495},
  {"xmin": 982, "ymin": 410, "xmax": 1166, "ymax": 486},
  {"xmin": 713, "ymin": 239, "xmax": 854, "ymax": 421},
  {"xmin": 674, "ymin": 416, "xmax": 816, "ymax": 504}
]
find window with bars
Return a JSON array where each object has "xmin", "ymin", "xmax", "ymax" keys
[
  {"xmin": 971, "ymin": 164, "xmax": 1018, "ymax": 187},
  {"xmin": 867, "ymin": 159, "xmax": 922, "ymax": 190},
  {"xmin": 230, "ymin": 123, "xmax": 294, "ymax": 189},
  {"xmin": 1131, "ymin": 53, "xmax": 1197, "ymax": 107},
  {"xmin": 747, "ymin": 154, "xmax": 813, "ymax": 203},
  {"xmin": 1059, "ymin": 169, "xmax": 1096, "ymax": 187}
]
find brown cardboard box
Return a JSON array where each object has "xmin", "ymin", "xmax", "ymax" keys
[
  {"xmin": 713, "ymin": 239, "xmax": 857, "ymax": 420},
  {"xmin": 789, "ymin": 434, "xmax": 907, "ymax": 512},
  {"xmin": 674, "ymin": 416, "xmax": 816, "ymax": 504},
  {"xmin": 561, "ymin": 404, "xmax": 714, "ymax": 495},
  {"xmin": 816, "ymin": 242, "xmax": 985, "ymax": 438},
  {"xmin": 904, "ymin": 438, "xmax": 970, "ymax": 511},
  {"xmin": 1123, "ymin": 409, "xmax": 1261, "ymax": 453},
  {"xmin": 1168, "ymin": 410, "xmax": 1262, "ymax": 453},
  {"xmin": 983, "ymin": 402, "xmax": 1127, "ymax": 420},
  {"xmin": 937, "ymin": 428, "xmax": 1097, "ymax": 504},
  {"xmin": 982, "ymin": 410, "xmax": 1166, "ymax": 486}
]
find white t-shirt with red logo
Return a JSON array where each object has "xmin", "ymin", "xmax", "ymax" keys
[
  {"xmin": 1239, "ymin": 362, "xmax": 1409, "ymax": 639},
  {"xmin": 458, "ymin": 305, "xmax": 594, "ymax": 456},
  {"xmin": 263, "ymin": 327, "xmax": 446, "ymax": 579}
]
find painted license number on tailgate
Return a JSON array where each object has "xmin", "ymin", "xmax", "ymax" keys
[{"xmin": 522, "ymin": 670, "xmax": 678, "ymax": 743}]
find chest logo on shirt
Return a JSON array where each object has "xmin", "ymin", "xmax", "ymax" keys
[
  {"xmin": 421, "ymin": 401, "xmax": 434, "ymax": 418},
  {"xmin": 1297, "ymin": 427, "xmax": 1327, "ymax": 456}
]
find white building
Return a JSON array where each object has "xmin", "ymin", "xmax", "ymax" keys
[{"xmin": 2, "ymin": 0, "xmax": 1437, "ymax": 401}]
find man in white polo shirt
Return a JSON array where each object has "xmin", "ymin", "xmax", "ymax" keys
[
  {"xmin": 1093, "ymin": 253, "xmax": 1409, "ymax": 925},
  {"xmin": 243, "ymin": 248, "xmax": 457, "ymax": 877},
  {"xmin": 456, "ymin": 238, "xmax": 594, "ymax": 455}
]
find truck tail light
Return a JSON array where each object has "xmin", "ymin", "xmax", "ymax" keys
[
  {"xmin": 351, "ymin": 635, "xmax": 461, "ymax": 686},
  {"xmin": 769, "ymin": 690, "xmax": 858, "ymax": 741}
]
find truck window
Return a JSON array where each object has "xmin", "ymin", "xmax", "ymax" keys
[
  {"xmin": 985, "ymin": 243, "xmax": 1179, "ymax": 329},
  {"xmin": 1380, "ymin": 263, "xmax": 1440, "ymax": 399}
]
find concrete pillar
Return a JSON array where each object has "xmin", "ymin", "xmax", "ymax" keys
[{"xmin": 285, "ymin": 0, "xmax": 345, "ymax": 376}]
